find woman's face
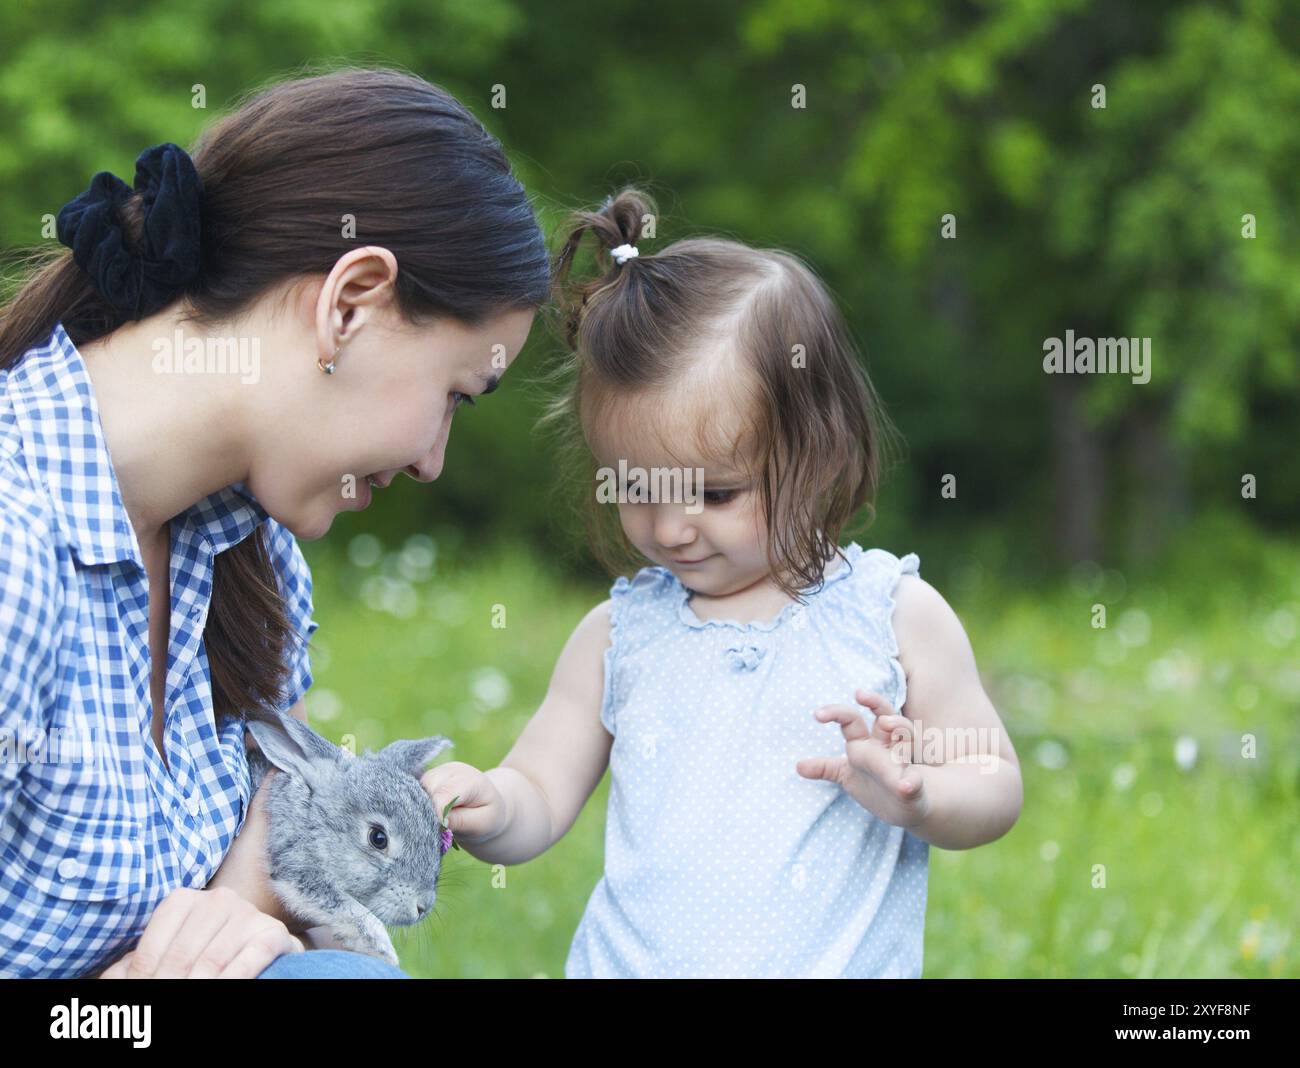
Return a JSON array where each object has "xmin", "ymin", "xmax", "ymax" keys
[{"xmin": 250, "ymin": 295, "xmax": 535, "ymax": 539}]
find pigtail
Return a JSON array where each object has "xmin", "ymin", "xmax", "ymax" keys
[{"xmin": 551, "ymin": 187, "xmax": 656, "ymax": 350}]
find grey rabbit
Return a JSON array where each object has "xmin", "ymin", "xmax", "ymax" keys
[{"xmin": 243, "ymin": 705, "xmax": 454, "ymax": 965}]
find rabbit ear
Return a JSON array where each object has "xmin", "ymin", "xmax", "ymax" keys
[
  {"xmin": 378, "ymin": 735, "xmax": 454, "ymax": 777},
  {"xmin": 245, "ymin": 707, "xmax": 340, "ymax": 785}
]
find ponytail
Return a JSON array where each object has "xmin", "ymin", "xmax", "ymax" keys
[{"xmin": 551, "ymin": 187, "xmax": 656, "ymax": 352}]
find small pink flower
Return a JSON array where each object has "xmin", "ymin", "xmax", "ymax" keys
[{"xmin": 438, "ymin": 794, "xmax": 462, "ymax": 855}]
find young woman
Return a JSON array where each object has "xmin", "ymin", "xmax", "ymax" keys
[{"xmin": 0, "ymin": 66, "xmax": 548, "ymax": 978}]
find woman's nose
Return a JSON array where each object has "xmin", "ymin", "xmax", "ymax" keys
[
  {"xmin": 406, "ymin": 456, "xmax": 440, "ymax": 483},
  {"xmin": 405, "ymin": 442, "xmax": 444, "ymax": 483}
]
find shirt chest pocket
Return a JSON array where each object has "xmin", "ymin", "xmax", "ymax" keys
[{"xmin": 1, "ymin": 788, "xmax": 145, "ymax": 902}]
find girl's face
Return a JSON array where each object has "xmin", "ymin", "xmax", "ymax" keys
[
  {"xmin": 251, "ymin": 302, "xmax": 535, "ymax": 539},
  {"xmin": 591, "ymin": 390, "xmax": 776, "ymax": 599},
  {"xmin": 614, "ymin": 457, "xmax": 774, "ymax": 599}
]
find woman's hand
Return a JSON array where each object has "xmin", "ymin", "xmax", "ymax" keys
[
  {"xmin": 205, "ymin": 764, "xmax": 305, "ymax": 932},
  {"xmin": 97, "ymin": 885, "xmax": 304, "ymax": 979},
  {"xmin": 797, "ymin": 689, "xmax": 932, "ymax": 829},
  {"xmin": 420, "ymin": 761, "xmax": 510, "ymax": 847}
]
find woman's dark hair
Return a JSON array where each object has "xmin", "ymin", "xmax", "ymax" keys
[
  {"xmin": 545, "ymin": 187, "xmax": 893, "ymax": 600},
  {"xmin": 0, "ymin": 65, "xmax": 551, "ymax": 719}
]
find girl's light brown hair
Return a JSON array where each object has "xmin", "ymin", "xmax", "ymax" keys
[
  {"xmin": 0, "ymin": 65, "xmax": 551, "ymax": 719},
  {"xmin": 545, "ymin": 186, "xmax": 894, "ymax": 599}
]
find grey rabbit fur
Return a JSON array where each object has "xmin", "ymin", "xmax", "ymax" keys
[{"xmin": 243, "ymin": 705, "xmax": 454, "ymax": 965}]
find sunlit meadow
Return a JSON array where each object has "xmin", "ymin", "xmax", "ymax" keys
[{"xmin": 300, "ymin": 518, "xmax": 1298, "ymax": 979}]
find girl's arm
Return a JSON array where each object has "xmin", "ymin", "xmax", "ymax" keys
[
  {"xmin": 455, "ymin": 600, "xmax": 614, "ymax": 866},
  {"xmin": 891, "ymin": 575, "xmax": 1023, "ymax": 849}
]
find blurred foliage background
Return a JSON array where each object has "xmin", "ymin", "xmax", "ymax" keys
[{"xmin": 1, "ymin": 0, "xmax": 1295, "ymax": 977}]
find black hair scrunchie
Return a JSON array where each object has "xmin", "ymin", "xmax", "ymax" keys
[{"xmin": 56, "ymin": 142, "xmax": 204, "ymax": 320}]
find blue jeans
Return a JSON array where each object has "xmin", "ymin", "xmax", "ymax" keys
[{"xmin": 257, "ymin": 949, "xmax": 411, "ymax": 979}]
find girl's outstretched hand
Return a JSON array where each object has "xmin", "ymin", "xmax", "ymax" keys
[
  {"xmin": 420, "ymin": 761, "xmax": 510, "ymax": 849},
  {"xmin": 797, "ymin": 689, "xmax": 931, "ymax": 829}
]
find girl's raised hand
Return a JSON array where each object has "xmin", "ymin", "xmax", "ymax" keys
[{"xmin": 796, "ymin": 689, "xmax": 931, "ymax": 829}]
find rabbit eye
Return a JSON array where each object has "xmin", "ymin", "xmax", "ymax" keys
[{"xmin": 368, "ymin": 825, "xmax": 389, "ymax": 850}]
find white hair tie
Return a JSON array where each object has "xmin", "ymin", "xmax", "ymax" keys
[{"xmin": 610, "ymin": 243, "xmax": 639, "ymax": 266}]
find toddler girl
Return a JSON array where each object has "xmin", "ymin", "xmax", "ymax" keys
[{"xmin": 424, "ymin": 190, "xmax": 1023, "ymax": 978}]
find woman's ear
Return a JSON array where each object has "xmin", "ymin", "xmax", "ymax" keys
[{"xmin": 313, "ymin": 245, "xmax": 400, "ymax": 364}]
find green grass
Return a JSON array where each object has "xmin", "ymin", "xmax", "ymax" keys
[{"xmin": 298, "ymin": 530, "xmax": 1299, "ymax": 978}]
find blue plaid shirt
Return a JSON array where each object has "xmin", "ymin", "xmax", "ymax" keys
[{"xmin": 0, "ymin": 322, "xmax": 318, "ymax": 977}]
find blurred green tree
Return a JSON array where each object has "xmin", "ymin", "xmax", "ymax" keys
[{"xmin": 2, "ymin": 0, "xmax": 1295, "ymax": 576}]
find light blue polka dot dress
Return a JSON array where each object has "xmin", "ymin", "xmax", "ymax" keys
[{"xmin": 565, "ymin": 543, "xmax": 929, "ymax": 979}]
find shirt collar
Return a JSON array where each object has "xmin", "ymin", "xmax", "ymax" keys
[
  {"xmin": 183, "ymin": 480, "xmax": 270, "ymax": 556},
  {"xmin": 6, "ymin": 321, "xmax": 268, "ymax": 567}
]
